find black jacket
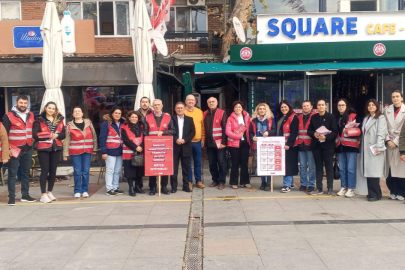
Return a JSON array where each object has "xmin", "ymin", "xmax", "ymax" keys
[
  {"xmin": 121, "ymin": 122, "xmax": 144, "ymax": 153},
  {"xmin": 172, "ymin": 114, "xmax": 196, "ymax": 157},
  {"xmin": 204, "ymin": 108, "xmax": 227, "ymax": 148},
  {"xmin": 276, "ymin": 114, "xmax": 299, "ymax": 148},
  {"xmin": 32, "ymin": 112, "xmax": 65, "ymax": 152},
  {"xmin": 308, "ymin": 112, "xmax": 338, "ymax": 150}
]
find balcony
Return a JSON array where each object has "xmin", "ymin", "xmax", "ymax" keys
[{"xmin": 164, "ymin": 31, "xmax": 222, "ymax": 55}]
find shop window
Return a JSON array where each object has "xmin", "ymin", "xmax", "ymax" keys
[
  {"xmin": 8, "ymin": 88, "xmax": 46, "ymax": 116},
  {"xmin": 380, "ymin": 0, "xmax": 399, "ymax": 11},
  {"xmin": 0, "ymin": 1, "xmax": 21, "ymax": 21},
  {"xmin": 254, "ymin": 81, "xmax": 280, "ymax": 116},
  {"xmin": 326, "ymin": 0, "xmax": 341, "ymax": 12},
  {"xmin": 308, "ymin": 75, "xmax": 331, "ymax": 112},
  {"xmin": 382, "ymin": 73, "xmax": 402, "ymax": 108},
  {"xmin": 68, "ymin": 1, "xmax": 130, "ymax": 36},
  {"xmin": 253, "ymin": 0, "xmax": 319, "ymax": 14},
  {"xmin": 351, "ymin": 0, "xmax": 377, "ymax": 11},
  {"xmin": 283, "ymin": 74, "xmax": 306, "ymax": 112},
  {"xmin": 166, "ymin": 6, "xmax": 207, "ymax": 33}
]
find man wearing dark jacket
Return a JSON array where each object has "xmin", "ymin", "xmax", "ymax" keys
[
  {"xmin": 137, "ymin": 96, "xmax": 153, "ymax": 124},
  {"xmin": 203, "ymin": 97, "xmax": 227, "ymax": 190},
  {"xmin": 171, "ymin": 102, "xmax": 196, "ymax": 193},
  {"xmin": 307, "ymin": 99, "xmax": 338, "ymax": 196}
]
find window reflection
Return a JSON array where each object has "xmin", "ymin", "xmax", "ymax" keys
[{"xmin": 253, "ymin": 0, "xmax": 319, "ymax": 14}]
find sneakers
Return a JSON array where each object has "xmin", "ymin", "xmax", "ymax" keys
[
  {"xmin": 106, "ymin": 190, "xmax": 117, "ymax": 196},
  {"xmin": 299, "ymin": 186, "xmax": 307, "ymax": 191},
  {"xmin": 337, "ymin": 188, "xmax": 347, "ymax": 196},
  {"xmin": 82, "ymin": 192, "xmax": 89, "ymax": 198},
  {"xmin": 396, "ymin": 195, "xmax": 405, "ymax": 201},
  {"xmin": 310, "ymin": 188, "xmax": 323, "ymax": 195},
  {"xmin": 345, "ymin": 189, "xmax": 355, "ymax": 198},
  {"xmin": 7, "ymin": 198, "xmax": 15, "ymax": 206},
  {"xmin": 291, "ymin": 184, "xmax": 295, "ymax": 189},
  {"xmin": 231, "ymin": 185, "xmax": 238, "ymax": 189},
  {"xmin": 40, "ymin": 195, "xmax": 52, "ymax": 203},
  {"xmin": 47, "ymin": 193, "xmax": 56, "ymax": 201},
  {"xmin": 307, "ymin": 186, "xmax": 315, "ymax": 193},
  {"xmin": 280, "ymin": 186, "xmax": 291, "ymax": 193},
  {"xmin": 327, "ymin": 188, "xmax": 336, "ymax": 196},
  {"xmin": 21, "ymin": 195, "xmax": 36, "ymax": 203},
  {"xmin": 74, "ymin": 193, "xmax": 81, "ymax": 198},
  {"xmin": 115, "ymin": 189, "xmax": 124, "ymax": 195},
  {"xmin": 389, "ymin": 194, "xmax": 396, "ymax": 200}
]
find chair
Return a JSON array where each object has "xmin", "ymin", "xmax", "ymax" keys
[
  {"xmin": 97, "ymin": 151, "xmax": 106, "ymax": 185},
  {"xmin": 199, "ymin": 37, "xmax": 208, "ymax": 48},
  {"xmin": 211, "ymin": 38, "xmax": 219, "ymax": 49}
]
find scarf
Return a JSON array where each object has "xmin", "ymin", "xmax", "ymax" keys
[{"xmin": 256, "ymin": 116, "xmax": 267, "ymax": 136}]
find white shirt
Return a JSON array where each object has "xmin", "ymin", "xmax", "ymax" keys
[
  {"xmin": 237, "ymin": 116, "xmax": 245, "ymax": 140},
  {"xmin": 177, "ymin": 115, "xmax": 184, "ymax": 139},
  {"xmin": 366, "ymin": 114, "xmax": 375, "ymax": 129}
]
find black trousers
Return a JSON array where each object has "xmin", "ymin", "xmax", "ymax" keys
[
  {"xmin": 149, "ymin": 176, "xmax": 168, "ymax": 189},
  {"xmin": 312, "ymin": 145, "xmax": 334, "ymax": 190},
  {"xmin": 171, "ymin": 147, "xmax": 190, "ymax": 191},
  {"xmin": 123, "ymin": 160, "xmax": 143, "ymax": 189},
  {"xmin": 386, "ymin": 169, "xmax": 405, "ymax": 196},
  {"xmin": 38, "ymin": 151, "xmax": 60, "ymax": 194},
  {"xmin": 229, "ymin": 145, "xmax": 250, "ymax": 186},
  {"xmin": 207, "ymin": 147, "xmax": 227, "ymax": 184},
  {"xmin": 367, "ymin": 177, "xmax": 382, "ymax": 199}
]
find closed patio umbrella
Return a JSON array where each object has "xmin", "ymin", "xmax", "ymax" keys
[
  {"xmin": 40, "ymin": 1, "xmax": 65, "ymax": 119},
  {"xmin": 132, "ymin": 0, "xmax": 155, "ymax": 110}
]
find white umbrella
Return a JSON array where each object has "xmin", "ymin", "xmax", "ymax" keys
[
  {"xmin": 131, "ymin": 0, "xmax": 155, "ymax": 110},
  {"xmin": 40, "ymin": 1, "xmax": 65, "ymax": 119}
]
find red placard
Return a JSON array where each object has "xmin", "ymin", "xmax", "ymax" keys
[{"xmin": 144, "ymin": 136, "xmax": 173, "ymax": 176}]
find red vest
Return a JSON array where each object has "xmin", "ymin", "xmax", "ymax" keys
[
  {"xmin": 146, "ymin": 113, "xmax": 171, "ymax": 136},
  {"xmin": 106, "ymin": 124, "xmax": 122, "ymax": 149},
  {"xmin": 283, "ymin": 114, "xmax": 297, "ymax": 143},
  {"xmin": 335, "ymin": 113, "xmax": 359, "ymax": 148},
  {"xmin": 36, "ymin": 121, "xmax": 64, "ymax": 150},
  {"xmin": 204, "ymin": 109, "xmax": 225, "ymax": 142},
  {"xmin": 68, "ymin": 124, "xmax": 94, "ymax": 155},
  {"xmin": 121, "ymin": 124, "xmax": 143, "ymax": 160},
  {"xmin": 7, "ymin": 111, "xmax": 35, "ymax": 147},
  {"xmin": 294, "ymin": 113, "xmax": 314, "ymax": 147},
  {"xmin": 251, "ymin": 118, "xmax": 273, "ymax": 149}
]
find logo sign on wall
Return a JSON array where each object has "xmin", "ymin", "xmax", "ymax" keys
[
  {"xmin": 240, "ymin": 47, "xmax": 252, "ymax": 60},
  {"xmin": 373, "ymin": 43, "xmax": 386, "ymax": 56},
  {"xmin": 13, "ymin": 26, "xmax": 43, "ymax": 48}
]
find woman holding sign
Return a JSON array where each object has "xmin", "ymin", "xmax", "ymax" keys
[
  {"xmin": 226, "ymin": 101, "xmax": 251, "ymax": 189},
  {"xmin": 121, "ymin": 111, "xmax": 145, "ymax": 196},
  {"xmin": 276, "ymin": 101, "xmax": 299, "ymax": 193},
  {"xmin": 249, "ymin": 103, "xmax": 275, "ymax": 191},
  {"xmin": 360, "ymin": 99, "xmax": 387, "ymax": 201},
  {"xmin": 33, "ymin": 102, "xmax": 65, "ymax": 203}
]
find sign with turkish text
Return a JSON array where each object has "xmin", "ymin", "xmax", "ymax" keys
[
  {"xmin": 144, "ymin": 136, "xmax": 173, "ymax": 176},
  {"xmin": 13, "ymin": 26, "xmax": 43, "ymax": 48},
  {"xmin": 256, "ymin": 137, "xmax": 285, "ymax": 176}
]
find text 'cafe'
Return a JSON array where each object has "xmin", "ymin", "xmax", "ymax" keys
[{"xmin": 195, "ymin": 11, "xmax": 405, "ymax": 118}]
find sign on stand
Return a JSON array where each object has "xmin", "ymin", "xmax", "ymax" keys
[{"xmin": 256, "ymin": 137, "xmax": 285, "ymax": 192}]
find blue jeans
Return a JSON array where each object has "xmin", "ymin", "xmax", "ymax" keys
[
  {"xmin": 7, "ymin": 149, "xmax": 33, "ymax": 198},
  {"xmin": 71, "ymin": 153, "xmax": 91, "ymax": 194},
  {"xmin": 261, "ymin": 176, "xmax": 271, "ymax": 184},
  {"xmin": 105, "ymin": 155, "xmax": 123, "ymax": 191},
  {"xmin": 283, "ymin": 176, "xmax": 293, "ymax": 187},
  {"xmin": 337, "ymin": 152, "xmax": 357, "ymax": 189},
  {"xmin": 189, "ymin": 141, "xmax": 202, "ymax": 183},
  {"xmin": 299, "ymin": 151, "xmax": 316, "ymax": 187}
]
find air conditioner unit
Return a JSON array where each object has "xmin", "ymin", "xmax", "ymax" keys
[{"xmin": 187, "ymin": 0, "xmax": 205, "ymax": 6}]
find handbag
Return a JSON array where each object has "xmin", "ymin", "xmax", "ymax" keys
[
  {"xmin": 333, "ymin": 157, "xmax": 340, "ymax": 180},
  {"xmin": 131, "ymin": 152, "xmax": 144, "ymax": 167}
]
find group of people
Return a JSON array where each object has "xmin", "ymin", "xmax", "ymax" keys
[{"xmin": 2, "ymin": 91, "xmax": 405, "ymax": 206}]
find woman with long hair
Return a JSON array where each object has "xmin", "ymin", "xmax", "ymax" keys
[
  {"xmin": 121, "ymin": 111, "xmax": 145, "ymax": 196},
  {"xmin": 276, "ymin": 100, "xmax": 299, "ymax": 193},
  {"xmin": 33, "ymin": 102, "xmax": 65, "ymax": 203},
  {"xmin": 334, "ymin": 99, "xmax": 362, "ymax": 198},
  {"xmin": 63, "ymin": 107, "xmax": 98, "ymax": 198},
  {"xmin": 249, "ymin": 103, "xmax": 275, "ymax": 191},
  {"xmin": 360, "ymin": 99, "xmax": 387, "ymax": 201}
]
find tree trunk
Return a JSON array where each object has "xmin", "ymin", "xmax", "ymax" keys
[{"xmin": 220, "ymin": 0, "xmax": 253, "ymax": 62}]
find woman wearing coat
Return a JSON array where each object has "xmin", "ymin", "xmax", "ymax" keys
[
  {"xmin": 360, "ymin": 99, "xmax": 387, "ymax": 202},
  {"xmin": 225, "ymin": 101, "xmax": 251, "ymax": 189},
  {"xmin": 384, "ymin": 90, "xmax": 405, "ymax": 201}
]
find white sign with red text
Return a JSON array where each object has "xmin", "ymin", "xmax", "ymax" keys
[{"xmin": 256, "ymin": 137, "xmax": 285, "ymax": 176}]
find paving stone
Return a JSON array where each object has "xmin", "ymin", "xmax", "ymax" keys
[
  {"xmin": 204, "ymin": 255, "xmax": 264, "ymax": 270},
  {"xmin": 63, "ymin": 259, "xmax": 127, "ymax": 270},
  {"xmin": 204, "ymin": 239, "xmax": 258, "ymax": 256},
  {"xmin": 123, "ymin": 257, "xmax": 183, "ymax": 270},
  {"xmin": 204, "ymin": 226, "xmax": 253, "ymax": 239},
  {"xmin": 129, "ymin": 239, "xmax": 185, "ymax": 258}
]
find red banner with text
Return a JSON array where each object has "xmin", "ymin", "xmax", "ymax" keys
[{"xmin": 144, "ymin": 136, "xmax": 173, "ymax": 176}]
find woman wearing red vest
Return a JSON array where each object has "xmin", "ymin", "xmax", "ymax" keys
[
  {"xmin": 32, "ymin": 102, "xmax": 65, "ymax": 203},
  {"xmin": 335, "ymin": 99, "xmax": 362, "ymax": 198},
  {"xmin": 121, "ymin": 111, "xmax": 145, "ymax": 196},
  {"xmin": 249, "ymin": 103, "xmax": 275, "ymax": 191},
  {"xmin": 63, "ymin": 107, "xmax": 98, "ymax": 198},
  {"xmin": 276, "ymin": 101, "xmax": 299, "ymax": 193},
  {"xmin": 226, "ymin": 101, "xmax": 251, "ymax": 189}
]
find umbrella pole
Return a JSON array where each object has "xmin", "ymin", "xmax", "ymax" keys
[{"xmin": 158, "ymin": 175, "xmax": 161, "ymax": 196}]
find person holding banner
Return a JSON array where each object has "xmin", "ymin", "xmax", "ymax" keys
[
  {"xmin": 32, "ymin": 102, "xmax": 65, "ymax": 203},
  {"xmin": 226, "ymin": 101, "xmax": 251, "ymax": 189},
  {"xmin": 276, "ymin": 101, "xmax": 299, "ymax": 193},
  {"xmin": 203, "ymin": 97, "xmax": 227, "ymax": 190},
  {"xmin": 144, "ymin": 99, "xmax": 176, "ymax": 195},
  {"xmin": 122, "ymin": 111, "xmax": 145, "ymax": 196},
  {"xmin": 63, "ymin": 107, "xmax": 98, "ymax": 198},
  {"xmin": 249, "ymin": 103, "xmax": 275, "ymax": 191},
  {"xmin": 334, "ymin": 99, "xmax": 362, "ymax": 198}
]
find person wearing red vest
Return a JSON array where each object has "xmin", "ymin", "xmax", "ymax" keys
[
  {"xmin": 144, "ymin": 99, "xmax": 176, "ymax": 195},
  {"xmin": 249, "ymin": 103, "xmax": 275, "ymax": 191},
  {"xmin": 276, "ymin": 101, "xmax": 299, "ymax": 193},
  {"xmin": 335, "ymin": 99, "xmax": 362, "ymax": 198},
  {"xmin": 121, "ymin": 111, "xmax": 145, "ymax": 196},
  {"xmin": 296, "ymin": 101, "xmax": 316, "ymax": 193},
  {"xmin": 2, "ymin": 95, "xmax": 36, "ymax": 206},
  {"xmin": 203, "ymin": 97, "xmax": 227, "ymax": 190},
  {"xmin": 32, "ymin": 102, "xmax": 66, "ymax": 203},
  {"xmin": 63, "ymin": 107, "xmax": 98, "ymax": 198}
]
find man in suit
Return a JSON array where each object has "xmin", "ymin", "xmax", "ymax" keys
[
  {"xmin": 171, "ymin": 102, "xmax": 196, "ymax": 193},
  {"xmin": 307, "ymin": 99, "xmax": 338, "ymax": 196}
]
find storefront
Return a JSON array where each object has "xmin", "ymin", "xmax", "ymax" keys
[{"xmin": 195, "ymin": 11, "xmax": 405, "ymax": 118}]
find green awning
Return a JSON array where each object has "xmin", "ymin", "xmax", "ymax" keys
[{"xmin": 194, "ymin": 60, "xmax": 405, "ymax": 74}]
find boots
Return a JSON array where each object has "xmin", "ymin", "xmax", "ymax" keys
[
  {"xmin": 129, "ymin": 187, "xmax": 136, "ymax": 197},
  {"xmin": 135, "ymin": 186, "xmax": 145, "ymax": 194},
  {"xmin": 259, "ymin": 182, "xmax": 266, "ymax": 190}
]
